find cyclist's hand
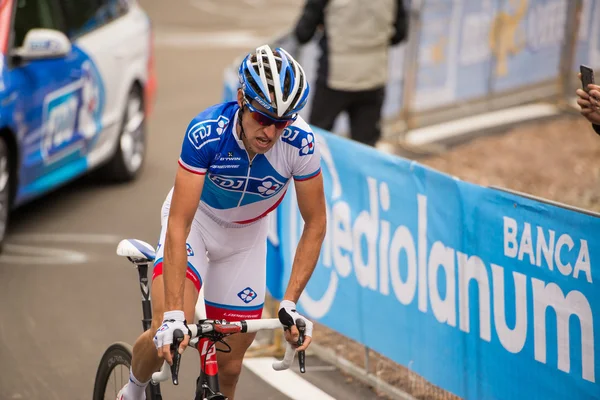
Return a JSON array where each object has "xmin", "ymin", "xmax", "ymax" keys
[
  {"xmin": 153, "ymin": 310, "xmax": 190, "ymax": 365},
  {"xmin": 278, "ymin": 300, "xmax": 313, "ymax": 352}
]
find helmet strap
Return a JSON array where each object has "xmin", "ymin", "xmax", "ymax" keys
[{"xmin": 238, "ymin": 104, "xmax": 248, "ymax": 142}]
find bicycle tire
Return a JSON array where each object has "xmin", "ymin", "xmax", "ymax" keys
[{"xmin": 92, "ymin": 342, "xmax": 153, "ymax": 400}]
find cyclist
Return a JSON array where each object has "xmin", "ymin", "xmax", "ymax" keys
[{"xmin": 117, "ymin": 44, "xmax": 326, "ymax": 400}]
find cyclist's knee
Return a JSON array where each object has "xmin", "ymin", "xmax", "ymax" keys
[{"xmin": 218, "ymin": 358, "xmax": 244, "ymax": 384}]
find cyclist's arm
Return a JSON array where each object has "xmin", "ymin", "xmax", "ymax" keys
[
  {"xmin": 163, "ymin": 166, "xmax": 205, "ymax": 311},
  {"xmin": 283, "ymin": 173, "xmax": 326, "ymax": 302}
]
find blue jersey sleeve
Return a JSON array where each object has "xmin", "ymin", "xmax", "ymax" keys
[{"xmin": 178, "ymin": 109, "xmax": 231, "ymax": 174}]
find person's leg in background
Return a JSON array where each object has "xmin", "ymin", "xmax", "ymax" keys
[
  {"xmin": 347, "ymin": 86, "xmax": 385, "ymax": 147},
  {"xmin": 308, "ymin": 81, "xmax": 348, "ymax": 132}
]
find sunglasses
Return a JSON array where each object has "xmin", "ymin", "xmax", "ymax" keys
[{"xmin": 244, "ymin": 99, "xmax": 296, "ymax": 129}]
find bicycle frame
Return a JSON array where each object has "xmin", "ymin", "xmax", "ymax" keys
[{"xmin": 192, "ymin": 286, "xmax": 220, "ymax": 399}]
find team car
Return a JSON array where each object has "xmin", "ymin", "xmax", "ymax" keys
[{"xmin": 0, "ymin": 0, "xmax": 156, "ymax": 250}]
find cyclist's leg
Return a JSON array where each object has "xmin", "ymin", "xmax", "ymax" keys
[
  {"xmin": 128, "ymin": 275, "xmax": 199, "ymax": 382},
  {"xmin": 125, "ymin": 203, "xmax": 208, "ymax": 394},
  {"xmin": 201, "ymin": 216, "xmax": 269, "ymax": 400}
]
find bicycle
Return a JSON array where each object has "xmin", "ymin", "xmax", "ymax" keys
[{"xmin": 93, "ymin": 238, "xmax": 306, "ymax": 400}]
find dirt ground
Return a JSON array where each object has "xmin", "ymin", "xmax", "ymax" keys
[
  {"xmin": 313, "ymin": 113, "xmax": 600, "ymax": 400},
  {"xmin": 419, "ymin": 114, "xmax": 600, "ymax": 214}
]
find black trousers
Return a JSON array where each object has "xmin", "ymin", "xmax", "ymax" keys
[{"xmin": 309, "ymin": 82, "xmax": 385, "ymax": 147}]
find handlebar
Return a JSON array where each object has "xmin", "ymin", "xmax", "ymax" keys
[{"xmin": 153, "ymin": 318, "xmax": 307, "ymax": 385}]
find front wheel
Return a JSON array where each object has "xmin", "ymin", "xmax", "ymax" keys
[{"xmin": 93, "ymin": 342, "xmax": 153, "ymax": 400}]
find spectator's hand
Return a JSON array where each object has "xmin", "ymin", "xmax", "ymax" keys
[{"xmin": 576, "ymin": 73, "xmax": 600, "ymax": 125}]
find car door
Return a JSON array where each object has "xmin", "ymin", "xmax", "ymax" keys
[
  {"xmin": 9, "ymin": 0, "xmax": 88, "ymax": 200},
  {"xmin": 60, "ymin": 0, "xmax": 131, "ymax": 164}
]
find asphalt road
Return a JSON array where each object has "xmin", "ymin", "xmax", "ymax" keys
[{"xmin": 0, "ymin": 1, "xmax": 387, "ymax": 399}]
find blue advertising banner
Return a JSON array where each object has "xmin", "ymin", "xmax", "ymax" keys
[
  {"xmin": 573, "ymin": 0, "xmax": 600, "ymax": 71},
  {"xmin": 267, "ymin": 128, "xmax": 600, "ymax": 399},
  {"xmin": 413, "ymin": 0, "xmax": 566, "ymax": 111}
]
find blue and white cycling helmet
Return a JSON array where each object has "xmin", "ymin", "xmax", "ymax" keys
[{"xmin": 238, "ymin": 44, "xmax": 310, "ymax": 118}]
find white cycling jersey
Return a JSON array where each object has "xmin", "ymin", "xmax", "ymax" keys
[{"xmin": 177, "ymin": 101, "xmax": 321, "ymax": 226}]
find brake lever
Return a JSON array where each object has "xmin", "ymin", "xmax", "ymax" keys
[
  {"xmin": 295, "ymin": 318, "xmax": 306, "ymax": 373},
  {"xmin": 170, "ymin": 329, "xmax": 184, "ymax": 385}
]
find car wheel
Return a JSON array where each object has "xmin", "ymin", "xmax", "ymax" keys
[
  {"xmin": 96, "ymin": 85, "xmax": 146, "ymax": 182},
  {"xmin": 0, "ymin": 137, "xmax": 10, "ymax": 252}
]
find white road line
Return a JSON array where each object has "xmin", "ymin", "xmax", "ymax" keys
[
  {"xmin": 243, "ymin": 357, "xmax": 336, "ymax": 400},
  {"xmin": 189, "ymin": 0, "xmax": 220, "ymax": 14},
  {"xmin": 8, "ymin": 233, "xmax": 121, "ymax": 244},
  {"xmin": 0, "ymin": 244, "xmax": 87, "ymax": 264},
  {"xmin": 154, "ymin": 30, "xmax": 270, "ymax": 49},
  {"xmin": 189, "ymin": 0, "xmax": 296, "ymax": 19},
  {"xmin": 405, "ymin": 103, "xmax": 560, "ymax": 146},
  {"xmin": 243, "ymin": 0, "xmax": 264, "ymax": 6}
]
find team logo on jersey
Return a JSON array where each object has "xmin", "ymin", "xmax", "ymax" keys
[
  {"xmin": 187, "ymin": 116, "xmax": 229, "ymax": 149},
  {"xmin": 237, "ymin": 287, "xmax": 257, "ymax": 303},
  {"xmin": 281, "ymin": 128, "xmax": 315, "ymax": 156},
  {"xmin": 210, "ymin": 175, "xmax": 246, "ymax": 191},
  {"xmin": 300, "ymin": 134, "xmax": 315, "ymax": 156},
  {"xmin": 246, "ymin": 176, "xmax": 286, "ymax": 198},
  {"xmin": 186, "ymin": 243, "xmax": 194, "ymax": 256},
  {"xmin": 257, "ymin": 180, "xmax": 281, "ymax": 196},
  {"xmin": 209, "ymin": 175, "xmax": 286, "ymax": 198}
]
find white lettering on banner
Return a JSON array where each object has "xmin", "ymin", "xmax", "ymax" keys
[
  {"xmin": 526, "ymin": 0, "xmax": 567, "ymax": 51},
  {"xmin": 389, "ymin": 226, "xmax": 417, "ymax": 304},
  {"xmin": 491, "ymin": 265, "xmax": 527, "ymax": 353},
  {"xmin": 503, "ymin": 217, "xmax": 592, "ymax": 283},
  {"xmin": 458, "ymin": 254, "xmax": 491, "ymax": 342},
  {"xmin": 284, "ymin": 135, "xmax": 596, "ymax": 383},
  {"xmin": 353, "ymin": 178, "xmax": 378, "ymax": 290},
  {"xmin": 532, "ymin": 279, "xmax": 595, "ymax": 382},
  {"xmin": 428, "ymin": 242, "xmax": 456, "ymax": 327}
]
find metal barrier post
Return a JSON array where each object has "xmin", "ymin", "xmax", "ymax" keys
[
  {"xmin": 558, "ymin": 0, "xmax": 583, "ymax": 108},
  {"xmin": 400, "ymin": 0, "xmax": 425, "ymax": 132}
]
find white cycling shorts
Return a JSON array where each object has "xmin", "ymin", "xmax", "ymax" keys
[{"xmin": 152, "ymin": 193, "xmax": 268, "ymax": 321}]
